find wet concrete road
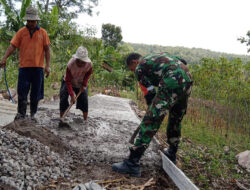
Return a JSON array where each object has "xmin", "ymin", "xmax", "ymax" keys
[
  {"xmin": 38, "ymin": 94, "xmax": 161, "ymax": 167},
  {"xmin": 0, "ymin": 94, "xmax": 161, "ymax": 167}
]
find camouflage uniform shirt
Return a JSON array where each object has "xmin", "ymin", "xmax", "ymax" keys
[{"xmin": 135, "ymin": 52, "xmax": 192, "ymax": 104}]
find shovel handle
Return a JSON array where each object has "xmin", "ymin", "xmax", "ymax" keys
[
  {"xmin": 129, "ymin": 125, "xmax": 141, "ymax": 144},
  {"xmin": 61, "ymin": 91, "xmax": 82, "ymax": 118}
]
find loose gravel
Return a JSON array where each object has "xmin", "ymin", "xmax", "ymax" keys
[{"xmin": 0, "ymin": 128, "xmax": 73, "ymax": 189}]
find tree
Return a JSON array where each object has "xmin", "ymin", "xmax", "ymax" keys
[
  {"xmin": 0, "ymin": 0, "xmax": 31, "ymax": 32},
  {"xmin": 101, "ymin": 23, "xmax": 122, "ymax": 49},
  {"xmin": 0, "ymin": 0, "xmax": 99, "ymax": 25},
  {"xmin": 0, "ymin": 0, "xmax": 32, "ymax": 53},
  {"xmin": 238, "ymin": 30, "xmax": 250, "ymax": 53},
  {"xmin": 36, "ymin": 0, "xmax": 99, "ymax": 19}
]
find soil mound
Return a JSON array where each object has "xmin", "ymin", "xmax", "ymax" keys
[{"xmin": 4, "ymin": 120, "xmax": 69, "ymax": 154}]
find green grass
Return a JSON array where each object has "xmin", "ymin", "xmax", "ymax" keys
[
  {"xmin": 157, "ymin": 103, "xmax": 249, "ymax": 189},
  {"xmin": 119, "ymin": 90, "xmax": 136, "ymax": 100},
  {"xmin": 182, "ymin": 118, "xmax": 250, "ymax": 152},
  {"xmin": 181, "ymin": 119, "xmax": 248, "ymax": 188}
]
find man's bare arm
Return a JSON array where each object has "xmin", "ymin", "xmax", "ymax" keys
[
  {"xmin": 0, "ymin": 44, "xmax": 16, "ymax": 67},
  {"xmin": 44, "ymin": 45, "xmax": 50, "ymax": 77}
]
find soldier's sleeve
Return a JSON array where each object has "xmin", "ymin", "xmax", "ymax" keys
[{"xmin": 135, "ymin": 68, "xmax": 156, "ymax": 106}]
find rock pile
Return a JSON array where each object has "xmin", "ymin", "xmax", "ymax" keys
[{"xmin": 0, "ymin": 128, "xmax": 72, "ymax": 190}]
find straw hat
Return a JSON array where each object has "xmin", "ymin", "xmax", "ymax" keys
[
  {"xmin": 72, "ymin": 46, "xmax": 91, "ymax": 63},
  {"xmin": 23, "ymin": 6, "xmax": 40, "ymax": 21}
]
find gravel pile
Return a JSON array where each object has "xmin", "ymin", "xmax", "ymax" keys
[{"xmin": 0, "ymin": 128, "xmax": 72, "ymax": 190}]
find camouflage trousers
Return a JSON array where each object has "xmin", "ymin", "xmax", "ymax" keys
[{"xmin": 131, "ymin": 72, "xmax": 192, "ymax": 152}]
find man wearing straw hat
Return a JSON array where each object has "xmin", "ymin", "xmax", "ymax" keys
[
  {"xmin": 59, "ymin": 46, "xmax": 93, "ymax": 121},
  {"xmin": 0, "ymin": 6, "xmax": 50, "ymax": 121}
]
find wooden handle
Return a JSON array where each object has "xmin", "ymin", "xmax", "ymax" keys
[
  {"xmin": 61, "ymin": 91, "xmax": 82, "ymax": 118},
  {"xmin": 129, "ymin": 125, "xmax": 141, "ymax": 144}
]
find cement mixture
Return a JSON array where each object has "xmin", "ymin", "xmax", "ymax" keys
[{"xmin": 0, "ymin": 94, "xmax": 177, "ymax": 189}]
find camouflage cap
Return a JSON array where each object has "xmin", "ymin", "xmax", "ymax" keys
[{"xmin": 23, "ymin": 6, "xmax": 40, "ymax": 21}]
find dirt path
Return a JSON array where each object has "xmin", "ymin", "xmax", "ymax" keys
[{"xmin": 1, "ymin": 94, "xmax": 177, "ymax": 189}]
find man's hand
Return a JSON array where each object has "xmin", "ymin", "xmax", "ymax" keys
[
  {"xmin": 0, "ymin": 59, "xmax": 6, "ymax": 68},
  {"xmin": 45, "ymin": 65, "xmax": 50, "ymax": 78},
  {"xmin": 80, "ymin": 86, "xmax": 87, "ymax": 92},
  {"xmin": 70, "ymin": 94, "xmax": 76, "ymax": 104},
  {"xmin": 0, "ymin": 44, "xmax": 16, "ymax": 68}
]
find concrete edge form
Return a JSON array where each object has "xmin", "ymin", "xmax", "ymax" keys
[{"xmin": 160, "ymin": 151, "xmax": 199, "ymax": 190}]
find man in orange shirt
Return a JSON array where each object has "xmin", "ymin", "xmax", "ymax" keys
[{"xmin": 0, "ymin": 6, "xmax": 50, "ymax": 121}]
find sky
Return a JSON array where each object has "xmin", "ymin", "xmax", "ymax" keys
[{"xmin": 76, "ymin": 0, "xmax": 250, "ymax": 55}]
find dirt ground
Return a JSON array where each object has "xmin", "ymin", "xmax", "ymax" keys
[{"xmin": 2, "ymin": 94, "xmax": 178, "ymax": 190}]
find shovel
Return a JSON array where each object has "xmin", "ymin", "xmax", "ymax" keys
[{"xmin": 59, "ymin": 91, "xmax": 81, "ymax": 128}]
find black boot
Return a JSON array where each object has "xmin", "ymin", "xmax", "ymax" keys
[
  {"xmin": 30, "ymin": 101, "xmax": 38, "ymax": 122},
  {"xmin": 112, "ymin": 146, "xmax": 145, "ymax": 177},
  {"xmin": 163, "ymin": 144, "xmax": 178, "ymax": 164},
  {"xmin": 15, "ymin": 100, "xmax": 27, "ymax": 121}
]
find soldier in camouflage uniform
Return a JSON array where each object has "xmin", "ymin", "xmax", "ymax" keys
[{"xmin": 112, "ymin": 52, "xmax": 193, "ymax": 177}]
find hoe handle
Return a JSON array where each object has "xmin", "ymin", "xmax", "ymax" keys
[
  {"xmin": 61, "ymin": 91, "xmax": 81, "ymax": 118},
  {"xmin": 129, "ymin": 125, "xmax": 141, "ymax": 144}
]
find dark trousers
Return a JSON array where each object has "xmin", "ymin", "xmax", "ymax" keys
[
  {"xmin": 59, "ymin": 79, "xmax": 88, "ymax": 113},
  {"xmin": 17, "ymin": 67, "xmax": 44, "ymax": 115}
]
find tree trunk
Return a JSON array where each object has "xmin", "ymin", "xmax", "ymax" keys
[{"xmin": 45, "ymin": 0, "xmax": 49, "ymax": 13}]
